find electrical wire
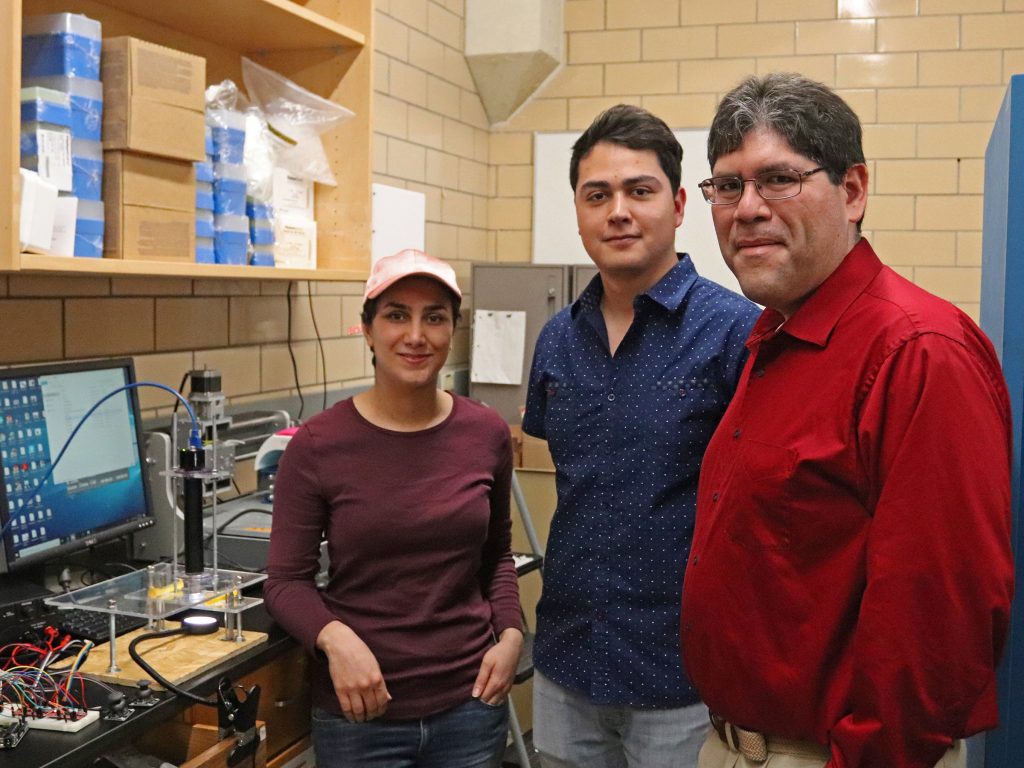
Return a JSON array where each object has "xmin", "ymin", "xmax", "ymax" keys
[
  {"xmin": 286, "ymin": 281, "xmax": 306, "ymax": 422},
  {"xmin": 128, "ymin": 630, "xmax": 217, "ymax": 707},
  {"xmin": 170, "ymin": 369, "xmax": 190, "ymax": 415},
  {"xmin": 307, "ymin": 281, "xmax": 328, "ymax": 413}
]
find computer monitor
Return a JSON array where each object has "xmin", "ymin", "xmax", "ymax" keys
[{"xmin": 0, "ymin": 358, "xmax": 153, "ymax": 574}]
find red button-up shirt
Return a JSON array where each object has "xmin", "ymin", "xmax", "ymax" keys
[{"xmin": 681, "ymin": 239, "xmax": 1013, "ymax": 768}]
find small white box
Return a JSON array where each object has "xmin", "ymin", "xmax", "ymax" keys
[
  {"xmin": 49, "ymin": 195, "xmax": 78, "ymax": 256},
  {"xmin": 19, "ymin": 168, "xmax": 58, "ymax": 253},
  {"xmin": 272, "ymin": 167, "xmax": 314, "ymax": 218},
  {"xmin": 274, "ymin": 214, "xmax": 316, "ymax": 269}
]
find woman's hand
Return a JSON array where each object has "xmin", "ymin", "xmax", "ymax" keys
[
  {"xmin": 316, "ymin": 621, "xmax": 391, "ymax": 722},
  {"xmin": 472, "ymin": 628, "xmax": 524, "ymax": 705}
]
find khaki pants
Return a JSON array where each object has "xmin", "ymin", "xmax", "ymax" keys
[{"xmin": 697, "ymin": 728, "xmax": 966, "ymax": 768}]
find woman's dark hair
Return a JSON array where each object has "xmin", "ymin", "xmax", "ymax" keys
[
  {"xmin": 360, "ymin": 284, "xmax": 462, "ymax": 328},
  {"xmin": 570, "ymin": 104, "xmax": 683, "ymax": 193}
]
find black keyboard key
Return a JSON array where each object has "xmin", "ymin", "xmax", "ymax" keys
[{"xmin": 55, "ymin": 608, "xmax": 148, "ymax": 643}]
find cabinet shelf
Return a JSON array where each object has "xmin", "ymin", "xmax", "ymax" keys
[
  {"xmin": 96, "ymin": 0, "xmax": 365, "ymax": 53},
  {"xmin": 15, "ymin": 253, "xmax": 365, "ymax": 281},
  {"xmin": 2, "ymin": 0, "xmax": 373, "ymax": 281}
]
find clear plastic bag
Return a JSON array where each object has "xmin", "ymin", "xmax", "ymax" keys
[{"xmin": 241, "ymin": 57, "xmax": 354, "ymax": 187}]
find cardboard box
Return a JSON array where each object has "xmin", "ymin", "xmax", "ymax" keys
[
  {"xmin": 521, "ymin": 432, "xmax": 555, "ymax": 471},
  {"xmin": 508, "ymin": 424, "xmax": 524, "ymax": 468},
  {"xmin": 101, "ymin": 37, "xmax": 205, "ymax": 161},
  {"xmin": 104, "ymin": 151, "xmax": 195, "ymax": 212},
  {"xmin": 105, "ymin": 205, "xmax": 194, "ymax": 261}
]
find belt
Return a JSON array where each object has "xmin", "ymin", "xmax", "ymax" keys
[
  {"xmin": 709, "ymin": 712, "xmax": 830, "ymax": 764},
  {"xmin": 710, "ymin": 712, "xmax": 768, "ymax": 762}
]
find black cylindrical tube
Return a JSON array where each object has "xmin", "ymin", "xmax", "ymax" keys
[{"xmin": 179, "ymin": 446, "xmax": 205, "ymax": 575}]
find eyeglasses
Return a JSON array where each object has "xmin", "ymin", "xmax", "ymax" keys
[{"xmin": 697, "ymin": 167, "xmax": 826, "ymax": 205}]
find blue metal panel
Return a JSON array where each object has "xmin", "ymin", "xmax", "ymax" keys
[{"xmin": 981, "ymin": 74, "xmax": 1024, "ymax": 768}]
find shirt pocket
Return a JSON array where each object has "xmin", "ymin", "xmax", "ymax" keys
[
  {"xmin": 726, "ymin": 439, "xmax": 799, "ymax": 551},
  {"xmin": 648, "ymin": 378, "xmax": 720, "ymax": 451},
  {"xmin": 541, "ymin": 380, "xmax": 597, "ymax": 460}
]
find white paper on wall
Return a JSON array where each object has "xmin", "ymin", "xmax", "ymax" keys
[{"xmin": 471, "ymin": 309, "xmax": 527, "ymax": 385}]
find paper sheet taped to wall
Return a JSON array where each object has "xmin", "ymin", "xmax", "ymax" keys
[{"xmin": 471, "ymin": 309, "xmax": 527, "ymax": 385}]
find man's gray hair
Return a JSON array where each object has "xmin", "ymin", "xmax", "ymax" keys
[{"xmin": 708, "ymin": 73, "xmax": 865, "ymax": 185}]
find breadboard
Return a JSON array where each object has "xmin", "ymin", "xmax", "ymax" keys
[
  {"xmin": 77, "ymin": 627, "xmax": 267, "ymax": 689},
  {"xmin": 0, "ymin": 706, "xmax": 99, "ymax": 732}
]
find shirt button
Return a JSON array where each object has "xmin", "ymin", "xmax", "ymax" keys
[
  {"xmin": 607, "ymin": 393, "xmax": 616, "ymax": 402},
  {"xmin": 733, "ymin": 429, "xmax": 741, "ymax": 439},
  {"xmin": 712, "ymin": 492, "xmax": 719, "ymax": 501},
  {"xmin": 755, "ymin": 368, "xmax": 765, "ymax": 378},
  {"xmin": 692, "ymin": 555, "xmax": 699, "ymax": 565}
]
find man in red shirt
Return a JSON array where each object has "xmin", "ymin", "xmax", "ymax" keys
[{"xmin": 681, "ymin": 72, "xmax": 1014, "ymax": 768}]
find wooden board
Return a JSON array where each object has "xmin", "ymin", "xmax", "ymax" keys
[
  {"xmin": 78, "ymin": 627, "xmax": 268, "ymax": 689},
  {"xmin": 135, "ymin": 721, "xmax": 268, "ymax": 768}
]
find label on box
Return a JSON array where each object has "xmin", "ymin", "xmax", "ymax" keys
[
  {"xmin": 272, "ymin": 168, "xmax": 314, "ymax": 217},
  {"xmin": 274, "ymin": 217, "xmax": 316, "ymax": 269},
  {"xmin": 34, "ymin": 128, "xmax": 73, "ymax": 191}
]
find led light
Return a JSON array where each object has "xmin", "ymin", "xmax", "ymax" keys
[{"xmin": 181, "ymin": 614, "xmax": 218, "ymax": 635}]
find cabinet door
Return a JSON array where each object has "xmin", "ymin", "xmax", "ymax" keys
[
  {"xmin": 187, "ymin": 645, "xmax": 311, "ymax": 760},
  {"xmin": 470, "ymin": 265, "xmax": 570, "ymax": 423}
]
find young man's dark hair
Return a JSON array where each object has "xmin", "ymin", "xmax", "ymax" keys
[{"xmin": 569, "ymin": 104, "xmax": 683, "ymax": 193}]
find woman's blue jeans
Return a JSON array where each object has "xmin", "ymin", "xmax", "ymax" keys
[{"xmin": 311, "ymin": 697, "xmax": 508, "ymax": 768}]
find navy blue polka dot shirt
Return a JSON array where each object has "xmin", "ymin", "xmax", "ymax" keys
[{"xmin": 523, "ymin": 254, "xmax": 760, "ymax": 708}]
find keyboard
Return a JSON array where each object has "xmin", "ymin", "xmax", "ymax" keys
[{"xmin": 55, "ymin": 608, "xmax": 148, "ymax": 644}]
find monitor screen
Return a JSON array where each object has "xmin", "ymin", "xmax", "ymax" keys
[{"xmin": 0, "ymin": 358, "xmax": 153, "ymax": 573}]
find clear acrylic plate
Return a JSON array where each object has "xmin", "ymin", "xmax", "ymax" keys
[{"xmin": 44, "ymin": 562, "xmax": 266, "ymax": 620}]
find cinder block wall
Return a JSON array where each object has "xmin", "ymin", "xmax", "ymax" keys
[
  {"xmin": 1, "ymin": 0, "xmax": 1017, "ymax": 417},
  {"xmin": 490, "ymin": 0, "xmax": 1015, "ymax": 323}
]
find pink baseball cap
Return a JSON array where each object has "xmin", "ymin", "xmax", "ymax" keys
[{"xmin": 363, "ymin": 249, "xmax": 462, "ymax": 300}]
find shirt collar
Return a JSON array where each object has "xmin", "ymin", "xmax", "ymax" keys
[
  {"xmin": 747, "ymin": 238, "xmax": 883, "ymax": 349},
  {"xmin": 571, "ymin": 253, "xmax": 699, "ymax": 319}
]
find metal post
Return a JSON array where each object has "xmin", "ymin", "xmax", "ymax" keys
[{"xmin": 106, "ymin": 599, "xmax": 121, "ymax": 674}]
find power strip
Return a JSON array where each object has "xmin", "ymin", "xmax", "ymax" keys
[{"xmin": 0, "ymin": 705, "xmax": 100, "ymax": 733}]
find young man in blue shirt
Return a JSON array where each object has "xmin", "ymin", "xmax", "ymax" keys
[{"xmin": 522, "ymin": 105, "xmax": 759, "ymax": 767}]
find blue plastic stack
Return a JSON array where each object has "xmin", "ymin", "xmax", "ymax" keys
[
  {"xmin": 22, "ymin": 13, "xmax": 101, "ymax": 80},
  {"xmin": 75, "ymin": 199, "xmax": 104, "ymax": 258},
  {"xmin": 194, "ymin": 132, "xmax": 215, "ymax": 263},
  {"xmin": 208, "ymin": 109, "xmax": 250, "ymax": 265},
  {"xmin": 247, "ymin": 201, "xmax": 275, "ymax": 267},
  {"xmin": 20, "ymin": 87, "xmax": 73, "ymax": 192},
  {"xmin": 22, "ymin": 13, "xmax": 103, "ymax": 257},
  {"xmin": 70, "ymin": 138, "xmax": 102, "ymax": 201},
  {"xmin": 22, "ymin": 75, "xmax": 102, "ymax": 141}
]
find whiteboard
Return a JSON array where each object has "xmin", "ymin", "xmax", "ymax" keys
[
  {"xmin": 371, "ymin": 183, "xmax": 425, "ymax": 264},
  {"xmin": 531, "ymin": 129, "xmax": 741, "ymax": 293}
]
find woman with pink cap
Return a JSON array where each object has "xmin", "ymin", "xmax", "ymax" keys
[{"xmin": 265, "ymin": 249, "xmax": 523, "ymax": 767}]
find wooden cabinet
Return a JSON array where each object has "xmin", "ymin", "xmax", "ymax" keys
[
  {"xmin": 185, "ymin": 644, "xmax": 312, "ymax": 763},
  {"xmin": 3, "ymin": 0, "xmax": 373, "ymax": 281},
  {"xmin": 136, "ymin": 720, "xmax": 270, "ymax": 768}
]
